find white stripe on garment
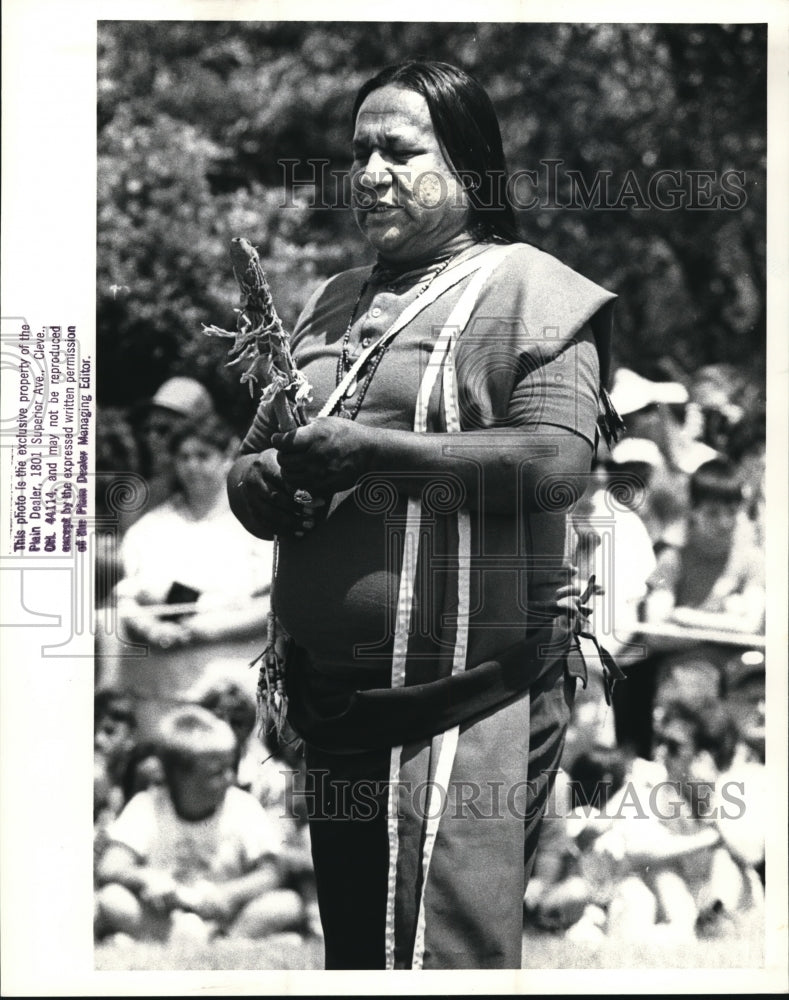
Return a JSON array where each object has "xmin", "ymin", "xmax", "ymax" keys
[
  {"xmin": 319, "ymin": 252, "xmax": 496, "ymax": 421},
  {"xmin": 383, "ymin": 244, "xmax": 521, "ymax": 970},
  {"xmin": 410, "ymin": 245, "xmax": 522, "ymax": 969},
  {"xmin": 384, "ymin": 498, "xmax": 421, "ymax": 969},
  {"xmin": 322, "ymin": 252, "xmax": 499, "ymax": 519}
]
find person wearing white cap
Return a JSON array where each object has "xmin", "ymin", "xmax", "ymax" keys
[
  {"xmin": 609, "ymin": 367, "xmax": 719, "ymax": 478},
  {"xmin": 148, "ymin": 377, "xmax": 215, "ymax": 420},
  {"xmin": 132, "ymin": 377, "xmax": 217, "ymax": 527},
  {"xmin": 608, "ymin": 367, "xmax": 689, "ymax": 419}
]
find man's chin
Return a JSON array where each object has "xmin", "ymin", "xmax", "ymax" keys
[
  {"xmin": 354, "ymin": 208, "xmax": 411, "ymax": 244},
  {"xmin": 362, "ymin": 224, "xmax": 408, "ymax": 256}
]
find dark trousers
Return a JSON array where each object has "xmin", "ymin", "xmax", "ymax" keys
[{"xmin": 305, "ymin": 665, "xmax": 575, "ymax": 970}]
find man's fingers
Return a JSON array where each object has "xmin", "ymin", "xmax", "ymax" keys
[
  {"xmin": 272, "ymin": 428, "xmax": 307, "ymax": 452},
  {"xmin": 231, "ymin": 479, "xmax": 311, "ymax": 539},
  {"xmin": 276, "ymin": 452, "xmax": 306, "ymax": 477}
]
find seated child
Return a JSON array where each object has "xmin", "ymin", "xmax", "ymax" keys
[
  {"xmin": 94, "ymin": 689, "xmax": 139, "ymax": 845},
  {"xmin": 596, "ymin": 700, "xmax": 762, "ymax": 941},
  {"xmin": 94, "ymin": 689, "xmax": 138, "ymax": 793},
  {"xmin": 94, "ymin": 706, "xmax": 305, "ymax": 943},
  {"xmin": 524, "ymin": 769, "xmax": 591, "ymax": 935},
  {"xmin": 191, "ymin": 669, "xmax": 320, "ymax": 936},
  {"xmin": 645, "ymin": 459, "xmax": 764, "ymax": 634}
]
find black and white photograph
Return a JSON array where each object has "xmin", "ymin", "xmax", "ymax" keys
[{"xmin": 1, "ymin": 2, "xmax": 787, "ymax": 995}]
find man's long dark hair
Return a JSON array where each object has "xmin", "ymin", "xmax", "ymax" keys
[{"xmin": 352, "ymin": 61, "xmax": 521, "ymax": 244}]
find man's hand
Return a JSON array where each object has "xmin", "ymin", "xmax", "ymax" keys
[
  {"xmin": 227, "ymin": 449, "xmax": 322, "ymax": 540},
  {"xmin": 272, "ymin": 417, "xmax": 374, "ymax": 498}
]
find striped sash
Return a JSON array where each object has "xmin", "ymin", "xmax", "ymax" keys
[{"xmin": 382, "ymin": 243, "xmax": 521, "ymax": 969}]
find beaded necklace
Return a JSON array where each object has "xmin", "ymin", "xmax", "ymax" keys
[{"xmin": 333, "ymin": 256, "xmax": 455, "ymax": 419}]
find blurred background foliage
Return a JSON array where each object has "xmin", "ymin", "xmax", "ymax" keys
[{"xmin": 97, "ymin": 21, "xmax": 766, "ymax": 431}]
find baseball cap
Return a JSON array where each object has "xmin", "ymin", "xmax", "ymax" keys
[
  {"xmin": 609, "ymin": 368, "xmax": 689, "ymax": 417},
  {"xmin": 149, "ymin": 377, "xmax": 214, "ymax": 420},
  {"xmin": 609, "ymin": 437, "xmax": 665, "ymax": 468}
]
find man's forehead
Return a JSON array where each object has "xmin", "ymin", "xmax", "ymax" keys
[
  {"xmin": 354, "ymin": 87, "xmax": 432, "ymax": 135},
  {"xmin": 353, "ymin": 114, "xmax": 425, "ymax": 139},
  {"xmin": 353, "ymin": 111, "xmax": 428, "ymax": 139}
]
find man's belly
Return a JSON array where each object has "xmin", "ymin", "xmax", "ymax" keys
[
  {"xmin": 274, "ymin": 493, "xmax": 571, "ymax": 681},
  {"xmin": 275, "ymin": 496, "xmax": 407, "ymax": 671}
]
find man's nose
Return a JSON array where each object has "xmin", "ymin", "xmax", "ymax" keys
[{"xmin": 361, "ymin": 150, "xmax": 395, "ymax": 186}]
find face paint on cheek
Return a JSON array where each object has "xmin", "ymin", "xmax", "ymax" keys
[{"xmin": 413, "ymin": 169, "xmax": 448, "ymax": 209}]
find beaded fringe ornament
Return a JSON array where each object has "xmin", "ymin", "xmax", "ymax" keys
[
  {"xmin": 251, "ymin": 540, "xmax": 291, "ymax": 739},
  {"xmin": 597, "ymin": 385, "xmax": 627, "ymax": 452},
  {"xmin": 204, "ymin": 236, "xmax": 313, "ymax": 739}
]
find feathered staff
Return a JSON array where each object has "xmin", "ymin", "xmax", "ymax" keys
[
  {"xmin": 204, "ymin": 236, "xmax": 311, "ymax": 737},
  {"xmin": 204, "ymin": 236, "xmax": 312, "ymax": 431}
]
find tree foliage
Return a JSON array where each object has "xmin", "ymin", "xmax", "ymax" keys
[{"xmin": 97, "ymin": 21, "xmax": 766, "ymax": 429}]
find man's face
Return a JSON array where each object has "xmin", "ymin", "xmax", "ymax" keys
[{"xmin": 351, "ymin": 85, "xmax": 470, "ymax": 263}]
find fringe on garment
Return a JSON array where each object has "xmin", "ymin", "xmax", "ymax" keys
[
  {"xmin": 563, "ymin": 573, "xmax": 627, "ymax": 706},
  {"xmin": 254, "ymin": 607, "xmax": 291, "ymax": 742},
  {"xmin": 596, "ymin": 385, "xmax": 627, "ymax": 454}
]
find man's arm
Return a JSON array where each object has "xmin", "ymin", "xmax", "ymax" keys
[
  {"xmin": 228, "ymin": 421, "xmax": 591, "ymax": 538},
  {"xmin": 272, "ymin": 418, "xmax": 593, "ymax": 516}
]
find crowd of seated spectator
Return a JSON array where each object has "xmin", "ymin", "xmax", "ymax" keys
[
  {"xmin": 525, "ymin": 364, "xmax": 767, "ymax": 944},
  {"xmin": 95, "ymin": 363, "xmax": 767, "ymax": 951}
]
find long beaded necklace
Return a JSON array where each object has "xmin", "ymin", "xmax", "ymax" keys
[{"xmin": 333, "ymin": 256, "xmax": 454, "ymax": 419}]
